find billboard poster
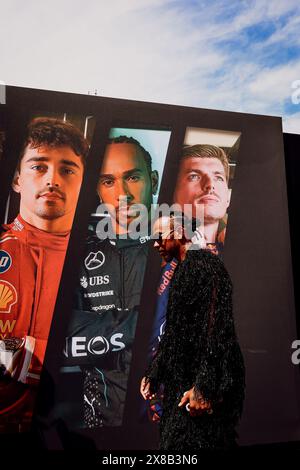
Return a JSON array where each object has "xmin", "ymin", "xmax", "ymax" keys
[
  {"xmin": 0, "ymin": 107, "xmax": 95, "ymax": 433},
  {"xmin": 57, "ymin": 126, "xmax": 171, "ymax": 430},
  {"xmin": 0, "ymin": 87, "xmax": 298, "ymax": 452},
  {"xmin": 174, "ymin": 127, "xmax": 241, "ymax": 254},
  {"xmin": 142, "ymin": 127, "xmax": 241, "ymax": 425}
]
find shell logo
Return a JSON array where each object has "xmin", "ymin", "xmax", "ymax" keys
[{"xmin": 0, "ymin": 280, "xmax": 17, "ymax": 313}]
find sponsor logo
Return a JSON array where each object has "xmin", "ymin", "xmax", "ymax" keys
[
  {"xmin": 0, "ymin": 319, "xmax": 16, "ymax": 339},
  {"xmin": 80, "ymin": 276, "xmax": 88, "ymax": 288},
  {"xmin": 84, "ymin": 290, "xmax": 114, "ymax": 299},
  {"xmin": 91, "ymin": 304, "xmax": 116, "ymax": 311},
  {"xmin": 80, "ymin": 275, "xmax": 110, "ymax": 289},
  {"xmin": 140, "ymin": 235, "xmax": 151, "ymax": 244},
  {"xmin": 157, "ymin": 259, "xmax": 178, "ymax": 296},
  {"xmin": 0, "ymin": 280, "xmax": 17, "ymax": 313},
  {"xmin": 0, "ymin": 250, "xmax": 12, "ymax": 274},
  {"xmin": 85, "ymin": 251, "xmax": 105, "ymax": 270},
  {"xmin": 63, "ymin": 333, "xmax": 125, "ymax": 357},
  {"xmin": 12, "ymin": 218, "xmax": 24, "ymax": 232},
  {"xmin": 157, "ymin": 320, "xmax": 166, "ymax": 344}
]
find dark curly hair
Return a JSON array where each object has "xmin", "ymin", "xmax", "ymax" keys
[
  {"xmin": 108, "ymin": 135, "xmax": 152, "ymax": 173},
  {"xmin": 17, "ymin": 117, "xmax": 89, "ymax": 171}
]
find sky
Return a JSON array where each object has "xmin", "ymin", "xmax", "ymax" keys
[{"xmin": 1, "ymin": 0, "xmax": 300, "ymax": 133}]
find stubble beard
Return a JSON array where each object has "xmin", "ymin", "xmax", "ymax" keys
[{"xmin": 35, "ymin": 202, "xmax": 66, "ymax": 220}]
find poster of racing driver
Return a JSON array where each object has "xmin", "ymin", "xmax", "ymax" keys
[
  {"xmin": 174, "ymin": 127, "xmax": 241, "ymax": 256},
  {"xmin": 0, "ymin": 115, "xmax": 92, "ymax": 432},
  {"xmin": 146, "ymin": 127, "xmax": 241, "ymax": 422},
  {"xmin": 60, "ymin": 127, "xmax": 170, "ymax": 428}
]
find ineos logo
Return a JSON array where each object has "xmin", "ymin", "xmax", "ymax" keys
[
  {"xmin": 85, "ymin": 251, "xmax": 105, "ymax": 270},
  {"xmin": 64, "ymin": 333, "xmax": 125, "ymax": 358},
  {"xmin": 87, "ymin": 336, "xmax": 110, "ymax": 355}
]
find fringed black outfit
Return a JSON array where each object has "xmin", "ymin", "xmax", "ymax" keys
[{"xmin": 145, "ymin": 249, "xmax": 245, "ymax": 451}]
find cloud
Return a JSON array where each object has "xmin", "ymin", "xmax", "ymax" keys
[
  {"xmin": 0, "ymin": 0, "xmax": 300, "ymax": 133},
  {"xmin": 248, "ymin": 62, "xmax": 300, "ymax": 108},
  {"xmin": 260, "ymin": 9, "xmax": 300, "ymax": 48},
  {"xmin": 283, "ymin": 112, "xmax": 300, "ymax": 134}
]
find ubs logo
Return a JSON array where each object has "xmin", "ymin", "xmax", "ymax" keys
[{"xmin": 80, "ymin": 275, "xmax": 110, "ymax": 288}]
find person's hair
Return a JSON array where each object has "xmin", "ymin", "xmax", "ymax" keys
[
  {"xmin": 108, "ymin": 135, "xmax": 152, "ymax": 173},
  {"xmin": 182, "ymin": 144, "xmax": 229, "ymax": 182},
  {"xmin": 17, "ymin": 117, "xmax": 89, "ymax": 171}
]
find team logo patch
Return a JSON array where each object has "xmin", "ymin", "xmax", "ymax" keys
[
  {"xmin": 12, "ymin": 218, "xmax": 24, "ymax": 231},
  {"xmin": 80, "ymin": 276, "xmax": 88, "ymax": 288},
  {"xmin": 0, "ymin": 250, "xmax": 12, "ymax": 274},
  {"xmin": 0, "ymin": 280, "xmax": 17, "ymax": 313},
  {"xmin": 85, "ymin": 251, "xmax": 105, "ymax": 270}
]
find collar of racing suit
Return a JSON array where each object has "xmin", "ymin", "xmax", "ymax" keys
[{"xmin": 4, "ymin": 214, "xmax": 70, "ymax": 250}]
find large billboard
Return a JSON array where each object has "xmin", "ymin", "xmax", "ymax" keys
[{"xmin": 0, "ymin": 86, "xmax": 299, "ymax": 449}]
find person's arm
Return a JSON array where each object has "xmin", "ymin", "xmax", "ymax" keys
[
  {"xmin": 140, "ymin": 343, "xmax": 164, "ymax": 400},
  {"xmin": 192, "ymin": 291, "xmax": 245, "ymax": 414},
  {"xmin": 140, "ymin": 314, "xmax": 173, "ymax": 400},
  {"xmin": 179, "ymin": 253, "xmax": 245, "ymax": 417}
]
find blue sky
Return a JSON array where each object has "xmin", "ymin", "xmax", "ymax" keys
[{"xmin": 1, "ymin": 0, "xmax": 300, "ymax": 133}]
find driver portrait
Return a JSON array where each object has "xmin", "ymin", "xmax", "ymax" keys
[{"xmin": 0, "ymin": 117, "xmax": 88, "ymax": 429}]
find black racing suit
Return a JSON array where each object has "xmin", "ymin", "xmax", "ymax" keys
[{"xmin": 63, "ymin": 232, "xmax": 151, "ymax": 427}]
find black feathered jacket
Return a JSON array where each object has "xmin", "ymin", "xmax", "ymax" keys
[{"xmin": 146, "ymin": 248, "xmax": 245, "ymax": 450}]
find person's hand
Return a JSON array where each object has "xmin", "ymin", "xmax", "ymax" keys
[
  {"xmin": 178, "ymin": 387, "xmax": 212, "ymax": 416},
  {"xmin": 140, "ymin": 377, "xmax": 156, "ymax": 400},
  {"xmin": 191, "ymin": 227, "xmax": 206, "ymax": 249}
]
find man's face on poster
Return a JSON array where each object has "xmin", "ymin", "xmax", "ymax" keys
[
  {"xmin": 13, "ymin": 145, "xmax": 84, "ymax": 225},
  {"xmin": 174, "ymin": 156, "xmax": 230, "ymax": 223},
  {"xmin": 152, "ymin": 216, "xmax": 182, "ymax": 264},
  {"xmin": 97, "ymin": 142, "xmax": 158, "ymax": 232}
]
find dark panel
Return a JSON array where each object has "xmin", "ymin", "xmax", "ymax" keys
[{"xmin": 1, "ymin": 86, "xmax": 298, "ymax": 450}]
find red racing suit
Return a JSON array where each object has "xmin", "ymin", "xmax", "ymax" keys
[{"xmin": 0, "ymin": 215, "xmax": 69, "ymax": 384}]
